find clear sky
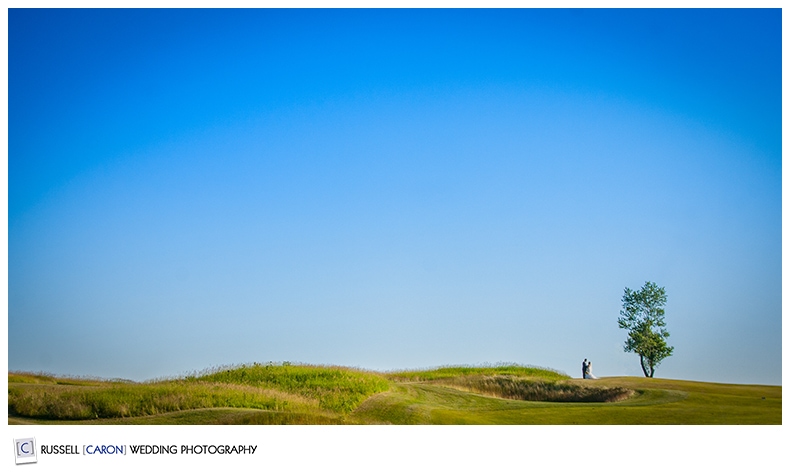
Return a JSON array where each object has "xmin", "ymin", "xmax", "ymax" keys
[{"xmin": 7, "ymin": 8, "xmax": 782, "ymax": 384}]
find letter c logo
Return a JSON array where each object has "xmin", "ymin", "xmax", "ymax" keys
[{"xmin": 19, "ymin": 442, "xmax": 31, "ymax": 454}]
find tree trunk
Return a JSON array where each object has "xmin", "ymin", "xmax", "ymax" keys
[{"xmin": 639, "ymin": 354, "xmax": 650, "ymax": 377}]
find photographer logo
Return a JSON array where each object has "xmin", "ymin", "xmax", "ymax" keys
[{"xmin": 14, "ymin": 438, "xmax": 37, "ymax": 465}]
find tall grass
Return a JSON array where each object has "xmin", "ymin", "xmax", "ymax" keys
[
  {"xmin": 192, "ymin": 363, "xmax": 390, "ymax": 413},
  {"xmin": 442, "ymin": 375, "xmax": 633, "ymax": 402},
  {"xmin": 387, "ymin": 364, "xmax": 569, "ymax": 382},
  {"xmin": 9, "ymin": 368, "xmax": 781, "ymax": 425},
  {"xmin": 7, "ymin": 372, "xmax": 110, "ymax": 385},
  {"xmin": 8, "ymin": 381, "xmax": 316, "ymax": 420},
  {"xmin": 9, "ymin": 363, "xmax": 391, "ymax": 420}
]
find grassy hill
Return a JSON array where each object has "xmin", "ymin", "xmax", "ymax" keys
[{"xmin": 8, "ymin": 363, "xmax": 781, "ymax": 425}]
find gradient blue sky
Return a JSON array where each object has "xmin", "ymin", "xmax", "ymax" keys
[{"xmin": 7, "ymin": 9, "xmax": 782, "ymax": 384}]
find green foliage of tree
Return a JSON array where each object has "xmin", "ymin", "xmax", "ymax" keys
[{"xmin": 618, "ymin": 281, "xmax": 673, "ymax": 377}]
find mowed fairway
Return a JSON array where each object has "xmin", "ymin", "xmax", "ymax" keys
[
  {"xmin": 8, "ymin": 365, "xmax": 780, "ymax": 425},
  {"xmin": 353, "ymin": 377, "xmax": 780, "ymax": 424}
]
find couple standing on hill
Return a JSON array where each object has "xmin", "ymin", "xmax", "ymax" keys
[{"xmin": 582, "ymin": 359, "xmax": 598, "ymax": 379}]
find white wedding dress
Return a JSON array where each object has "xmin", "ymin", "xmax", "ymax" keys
[{"xmin": 585, "ymin": 365, "xmax": 598, "ymax": 379}]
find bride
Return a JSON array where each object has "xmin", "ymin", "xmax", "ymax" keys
[{"xmin": 585, "ymin": 361, "xmax": 598, "ymax": 380}]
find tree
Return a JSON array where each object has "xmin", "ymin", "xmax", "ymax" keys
[{"xmin": 618, "ymin": 281, "xmax": 673, "ymax": 378}]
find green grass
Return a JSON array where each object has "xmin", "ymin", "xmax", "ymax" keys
[
  {"xmin": 436, "ymin": 374, "xmax": 634, "ymax": 402},
  {"xmin": 353, "ymin": 377, "xmax": 780, "ymax": 424},
  {"xmin": 8, "ymin": 363, "xmax": 781, "ymax": 425},
  {"xmin": 191, "ymin": 363, "xmax": 390, "ymax": 413},
  {"xmin": 9, "ymin": 363, "xmax": 389, "ymax": 421},
  {"xmin": 386, "ymin": 364, "xmax": 569, "ymax": 382}
]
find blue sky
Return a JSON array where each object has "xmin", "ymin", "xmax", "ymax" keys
[{"xmin": 7, "ymin": 9, "xmax": 782, "ymax": 384}]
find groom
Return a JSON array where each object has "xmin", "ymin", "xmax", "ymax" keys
[{"xmin": 582, "ymin": 359, "xmax": 588, "ymax": 379}]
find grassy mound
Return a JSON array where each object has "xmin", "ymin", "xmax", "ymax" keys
[
  {"xmin": 441, "ymin": 375, "xmax": 633, "ymax": 402},
  {"xmin": 189, "ymin": 363, "xmax": 390, "ymax": 413},
  {"xmin": 9, "ymin": 381, "xmax": 313, "ymax": 420},
  {"xmin": 8, "ymin": 363, "xmax": 390, "ymax": 420},
  {"xmin": 9, "ymin": 364, "xmax": 781, "ymax": 424},
  {"xmin": 387, "ymin": 364, "xmax": 569, "ymax": 382},
  {"xmin": 386, "ymin": 365, "xmax": 630, "ymax": 403}
]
